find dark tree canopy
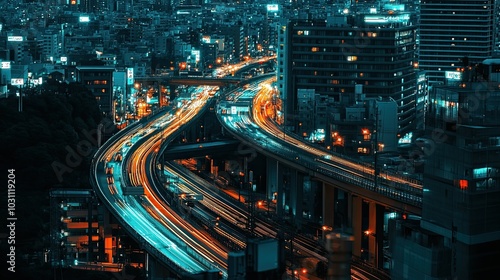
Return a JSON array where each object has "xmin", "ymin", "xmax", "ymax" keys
[
  {"xmin": 0, "ymin": 89, "xmax": 105, "ymax": 263},
  {"xmin": 0, "ymin": 90, "xmax": 103, "ymax": 190}
]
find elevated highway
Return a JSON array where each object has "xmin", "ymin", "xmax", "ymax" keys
[
  {"xmin": 216, "ymin": 76, "xmax": 422, "ymax": 215},
  {"xmin": 215, "ymin": 76, "xmax": 423, "ymax": 270},
  {"xmin": 90, "ymin": 93, "xmax": 226, "ymax": 279},
  {"xmin": 89, "ymin": 59, "xmax": 275, "ymax": 279},
  {"xmin": 162, "ymin": 139, "xmax": 240, "ymax": 160}
]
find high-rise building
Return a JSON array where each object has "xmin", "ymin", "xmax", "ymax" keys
[
  {"xmin": 75, "ymin": 66, "xmax": 115, "ymax": 118},
  {"xmin": 279, "ymin": 11, "xmax": 418, "ymax": 140},
  {"xmin": 38, "ymin": 31, "xmax": 62, "ymax": 63},
  {"xmin": 391, "ymin": 59, "xmax": 500, "ymax": 279},
  {"xmin": 418, "ymin": 0, "xmax": 497, "ymax": 86},
  {"xmin": 49, "ymin": 189, "xmax": 104, "ymax": 265}
]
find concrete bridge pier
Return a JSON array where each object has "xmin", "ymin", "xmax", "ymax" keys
[
  {"xmin": 266, "ymin": 157, "xmax": 285, "ymax": 218},
  {"xmin": 349, "ymin": 194, "xmax": 363, "ymax": 260},
  {"xmin": 169, "ymin": 85, "xmax": 178, "ymax": 100},
  {"xmin": 366, "ymin": 202, "xmax": 385, "ymax": 269},
  {"xmin": 265, "ymin": 157, "xmax": 278, "ymax": 210},
  {"xmin": 288, "ymin": 170, "xmax": 304, "ymax": 230},
  {"xmin": 146, "ymin": 252, "xmax": 172, "ymax": 280},
  {"xmin": 322, "ymin": 182, "xmax": 335, "ymax": 230}
]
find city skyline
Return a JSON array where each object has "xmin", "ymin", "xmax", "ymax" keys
[{"xmin": 1, "ymin": 0, "xmax": 500, "ymax": 279}]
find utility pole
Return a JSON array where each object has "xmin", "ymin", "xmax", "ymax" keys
[
  {"xmin": 248, "ymin": 170, "xmax": 255, "ymax": 236},
  {"xmin": 18, "ymin": 84, "xmax": 23, "ymax": 112},
  {"xmin": 374, "ymin": 101, "xmax": 379, "ymax": 190}
]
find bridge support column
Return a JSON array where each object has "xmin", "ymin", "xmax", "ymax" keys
[
  {"xmin": 367, "ymin": 203, "xmax": 385, "ymax": 269},
  {"xmin": 323, "ymin": 182, "xmax": 335, "ymax": 230},
  {"xmin": 265, "ymin": 157, "xmax": 278, "ymax": 209},
  {"xmin": 169, "ymin": 85, "xmax": 178, "ymax": 100},
  {"xmin": 146, "ymin": 252, "xmax": 174, "ymax": 280},
  {"xmin": 266, "ymin": 157, "xmax": 283, "ymax": 217},
  {"xmin": 289, "ymin": 170, "xmax": 304, "ymax": 230},
  {"xmin": 350, "ymin": 195, "xmax": 363, "ymax": 259}
]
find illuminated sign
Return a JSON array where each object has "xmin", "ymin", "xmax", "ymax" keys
[
  {"xmin": 32, "ymin": 77, "xmax": 42, "ymax": 85},
  {"xmin": 1, "ymin": 61, "xmax": 10, "ymax": 69},
  {"xmin": 11, "ymin": 78, "xmax": 24, "ymax": 86},
  {"xmin": 364, "ymin": 14, "xmax": 410, "ymax": 24},
  {"xmin": 266, "ymin": 4, "xmax": 279, "ymax": 12},
  {"xmin": 7, "ymin": 36, "xmax": 23, "ymax": 42},
  {"xmin": 60, "ymin": 57, "xmax": 67, "ymax": 62},
  {"xmin": 384, "ymin": 4, "xmax": 405, "ymax": 11},
  {"xmin": 79, "ymin": 16, "xmax": 90, "ymax": 22},
  {"xmin": 191, "ymin": 50, "xmax": 200, "ymax": 62},
  {"xmin": 127, "ymin": 68, "xmax": 134, "ymax": 85},
  {"xmin": 445, "ymin": 71, "xmax": 462, "ymax": 81}
]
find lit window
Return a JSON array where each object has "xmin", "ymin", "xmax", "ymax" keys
[
  {"xmin": 357, "ymin": 147, "xmax": 369, "ymax": 154},
  {"xmin": 311, "ymin": 47, "xmax": 319, "ymax": 52},
  {"xmin": 347, "ymin": 56, "xmax": 357, "ymax": 61},
  {"xmin": 297, "ymin": 30, "xmax": 303, "ymax": 35},
  {"xmin": 362, "ymin": 129, "xmax": 371, "ymax": 141}
]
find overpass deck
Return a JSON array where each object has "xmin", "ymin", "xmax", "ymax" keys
[{"xmin": 162, "ymin": 139, "xmax": 241, "ymax": 159}]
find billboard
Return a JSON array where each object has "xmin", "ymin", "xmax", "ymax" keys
[
  {"xmin": 127, "ymin": 68, "xmax": 134, "ymax": 85},
  {"xmin": 364, "ymin": 14, "xmax": 410, "ymax": 24},
  {"xmin": 191, "ymin": 50, "xmax": 200, "ymax": 62},
  {"xmin": 445, "ymin": 71, "xmax": 462, "ymax": 81},
  {"xmin": 79, "ymin": 16, "xmax": 90, "ymax": 22},
  {"xmin": 11, "ymin": 78, "xmax": 24, "ymax": 86},
  {"xmin": 1, "ymin": 61, "xmax": 11, "ymax": 69},
  {"xmin": 7, "ymin": 36, "xmax": 23, "ymax": 42},
  {"xmin": 266, "ymin": 4, "xmax": 279, "ymax": 12}
]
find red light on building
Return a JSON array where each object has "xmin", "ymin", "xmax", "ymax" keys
[
  {"xmin": 402, "ymin": 213, "xmax": 407, "ymax": 220},
  {"xmin": 459, "ymin": 179, "xmax": 468, "ymax": 190}
]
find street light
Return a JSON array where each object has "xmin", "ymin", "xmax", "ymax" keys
[{"xmin": 321, "ymin": 225, "xmax": 333, "ymax": 240}]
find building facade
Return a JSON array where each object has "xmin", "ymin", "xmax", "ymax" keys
[
  {"xmin": 392, "ymin": 60, "xmax": 500, "ymax": 279},
  {"xmin": 418, "ymin": 0, "xmax": 498, "ymax": 86},
  {"xmin": 76, "ymin": 66, "xmax": 115, "ymax": 118},
  {"xmin": 280, "ymin": 12, "xmax": 418, "ymax": 144}
]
